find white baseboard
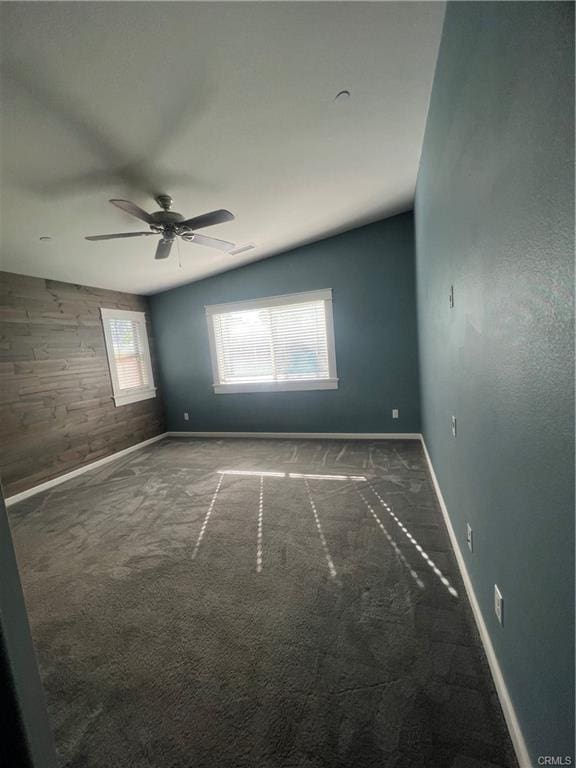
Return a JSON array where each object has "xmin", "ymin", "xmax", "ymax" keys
[
  {"xmin": 166, "ymin": 431, "xmax": 421, "ymax": 440},
  {"xmin": 5, "ymin": 431, "xmax": 418, "ymax": 506},
  {"xmin": 5, "ymin": 433, "xmax": 168, "ymax": 507},
  {"xmin": 420, "ymin": 436, "xmax": 532, "ymax": 768}
]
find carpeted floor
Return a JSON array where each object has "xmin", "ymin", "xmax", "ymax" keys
[{"xmin": 9, "ymin": 438, "xmax": 516, "ymax": 768}]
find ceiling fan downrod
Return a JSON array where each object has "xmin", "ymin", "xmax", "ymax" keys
[{"xmin": 155, "ymin": 194, "xmax": 173, "ymax": 212}]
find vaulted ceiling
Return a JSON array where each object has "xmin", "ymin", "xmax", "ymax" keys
[{"xmin": 0, "ymin": 2, "xmax": 445, "ymax": 294}]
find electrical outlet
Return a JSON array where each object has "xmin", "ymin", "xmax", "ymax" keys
[
  {"xmin": 451, "ymin": 415, "xmax": 457, "ymax": 437},
  {"xmin": 183, "ymin": 412, "xmax": 189, "ymax": 421},
  {"xmin": 494, "ymin": 584, "xmax": 504, "ymax": 625},
  {"xmin": 392, "ymin": 409, "xmax": 399, "ymax": 419},
  {"xmin": 449, "ymin": 284, "xmax": 454, "ymax": 309},
  {"xmin": 466, "ymin": 523, "xmax": 473, "ymax": 552}
]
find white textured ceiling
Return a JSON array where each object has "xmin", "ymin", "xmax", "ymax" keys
[{"xmin": 0, "ymin": 2, "xmax": 445, "ymax": 295}]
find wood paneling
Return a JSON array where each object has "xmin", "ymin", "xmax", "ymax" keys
[{"xmin": 0, "ymin": 272, "xmax": 165, "ymax": 496}]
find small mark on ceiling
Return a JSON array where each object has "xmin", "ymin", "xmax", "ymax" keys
[{"xmin": 334, "ymin": 89, "xmax": 351, "ymax": 103}]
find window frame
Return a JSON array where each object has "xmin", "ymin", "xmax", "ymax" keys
[
  {"xmin": 205, "ymin": 288, "xmax": 339, "ymax": 394},
  {"xmin": 100, "ymin": 308, "xmax": 157, "ymax": 407}
]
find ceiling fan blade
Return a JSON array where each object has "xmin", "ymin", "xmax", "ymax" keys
[
  {"xmin": 110, "ymin": 199, "xmax": 153, "ymax": 224},
  {"xmin": 155, "ymin": 239, "xmax": 173, "ymax": 260},
  {"xmin": 3, "ymin": 61, "xmax": 214, "ymax": 199},
  {"xmin": 184, "ymin": 233, "xmax": 236, "ymax": 253},
  {"xmin": 85, "ymin": 232, "xmax": 155, "ymax": 241},
  {"xmin": 180, "ymin": 209, "xmax": 235, "ymax": 232}
]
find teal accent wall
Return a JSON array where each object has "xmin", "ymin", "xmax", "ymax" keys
[
  {"xmin": 415, "ymin": 2, "xmax": 574, "ymax": 763},
  {"xmin": 150, "ymin": 213, "xmax": 420, "ymax": 434}
]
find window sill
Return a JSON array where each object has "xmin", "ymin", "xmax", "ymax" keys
[
  {"xmin": 113, "ymin": 388, "xmax": 157, "ymax": 407},
  {"xmin": 213, "ymin": 379, "xmax": 339, "ymax": 394}
]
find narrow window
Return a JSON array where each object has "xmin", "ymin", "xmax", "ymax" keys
[
  {"xmin": 205, "ymin": 289, "xmax": 338, "ymax": 394},
  {"xmin": 100, "ymin": 308, "xmax": 156, "ymax": 406}
]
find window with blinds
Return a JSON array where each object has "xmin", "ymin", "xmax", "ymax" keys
[
  {"xmin": 101, "ymin": 309, "xmax": 156, "ymax": 406},
  {"xmin": 206, "ymin": 289, "xmax": 338, "ymax": 393}
]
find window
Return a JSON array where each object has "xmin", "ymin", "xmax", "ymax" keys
[
  {"xmin": 205, "ymin": 289, "xmax": 338, "ymax": 394},
  {"xmin": 100, "ymin": 308, "xmax": 156, "ymax": 406}
]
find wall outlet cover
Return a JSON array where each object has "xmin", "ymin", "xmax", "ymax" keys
[
  {"xmin": 451, "ymin": 415, "xmax": 457, "ymax": 437},
  {"xmin": 184, "ymin": 412, "xmax": 190, "ymax": 421},
  {"xmin": 392, "ymin": 409, "xmax": 399, "ymax": 419},
  {"xmin": 466, "ymin": 523, "xmax": 473, "ymax": 552},
  {"xmin": 494, "ymin": 584, "xmax": 504, "ymax": 625}
]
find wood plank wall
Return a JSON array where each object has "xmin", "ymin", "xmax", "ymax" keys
[{"xmin": 0, "ymin": 271, "xmax": 165, "ymax": 497}]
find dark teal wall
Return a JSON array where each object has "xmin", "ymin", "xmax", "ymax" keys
[
  {"xmin": 150, "ymin": 213, "xmax": 420, "ymax": 434},
  {"xmin": 415, "ymin": 2, "xmax": 574, "ymax": 763}
]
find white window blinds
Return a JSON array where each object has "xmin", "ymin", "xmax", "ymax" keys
[
  {"xmin": 206, "ymin": 290, "xmax": 338, "ymax": 394},
  {"xmin": 108, "ymin": 318, "xmax": 147, "ymax": 390},
  {"xmin": 101, "ymin": 309, "xmax": 156, "ymax": 406}
]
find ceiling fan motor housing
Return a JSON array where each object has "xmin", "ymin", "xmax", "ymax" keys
[
  {"xmin": 149, "ymin": 210, "xmax": 186, "ymax": 238},
  {"xmin": 150, "ymin": 210, "xmax": 185, "ymax": 224},
  {"xmin": 152, "ymin": 194, "xmax": 185, "ymax": 236}
]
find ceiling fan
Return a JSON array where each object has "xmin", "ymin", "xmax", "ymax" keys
[{"xmin": 85, "ymin": 195, "xmax": 235, "ymax": 260}]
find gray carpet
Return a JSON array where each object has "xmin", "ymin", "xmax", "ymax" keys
[{"xmin": 9, "ymin": 438, "xmax": 516, "ymax": 768}]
